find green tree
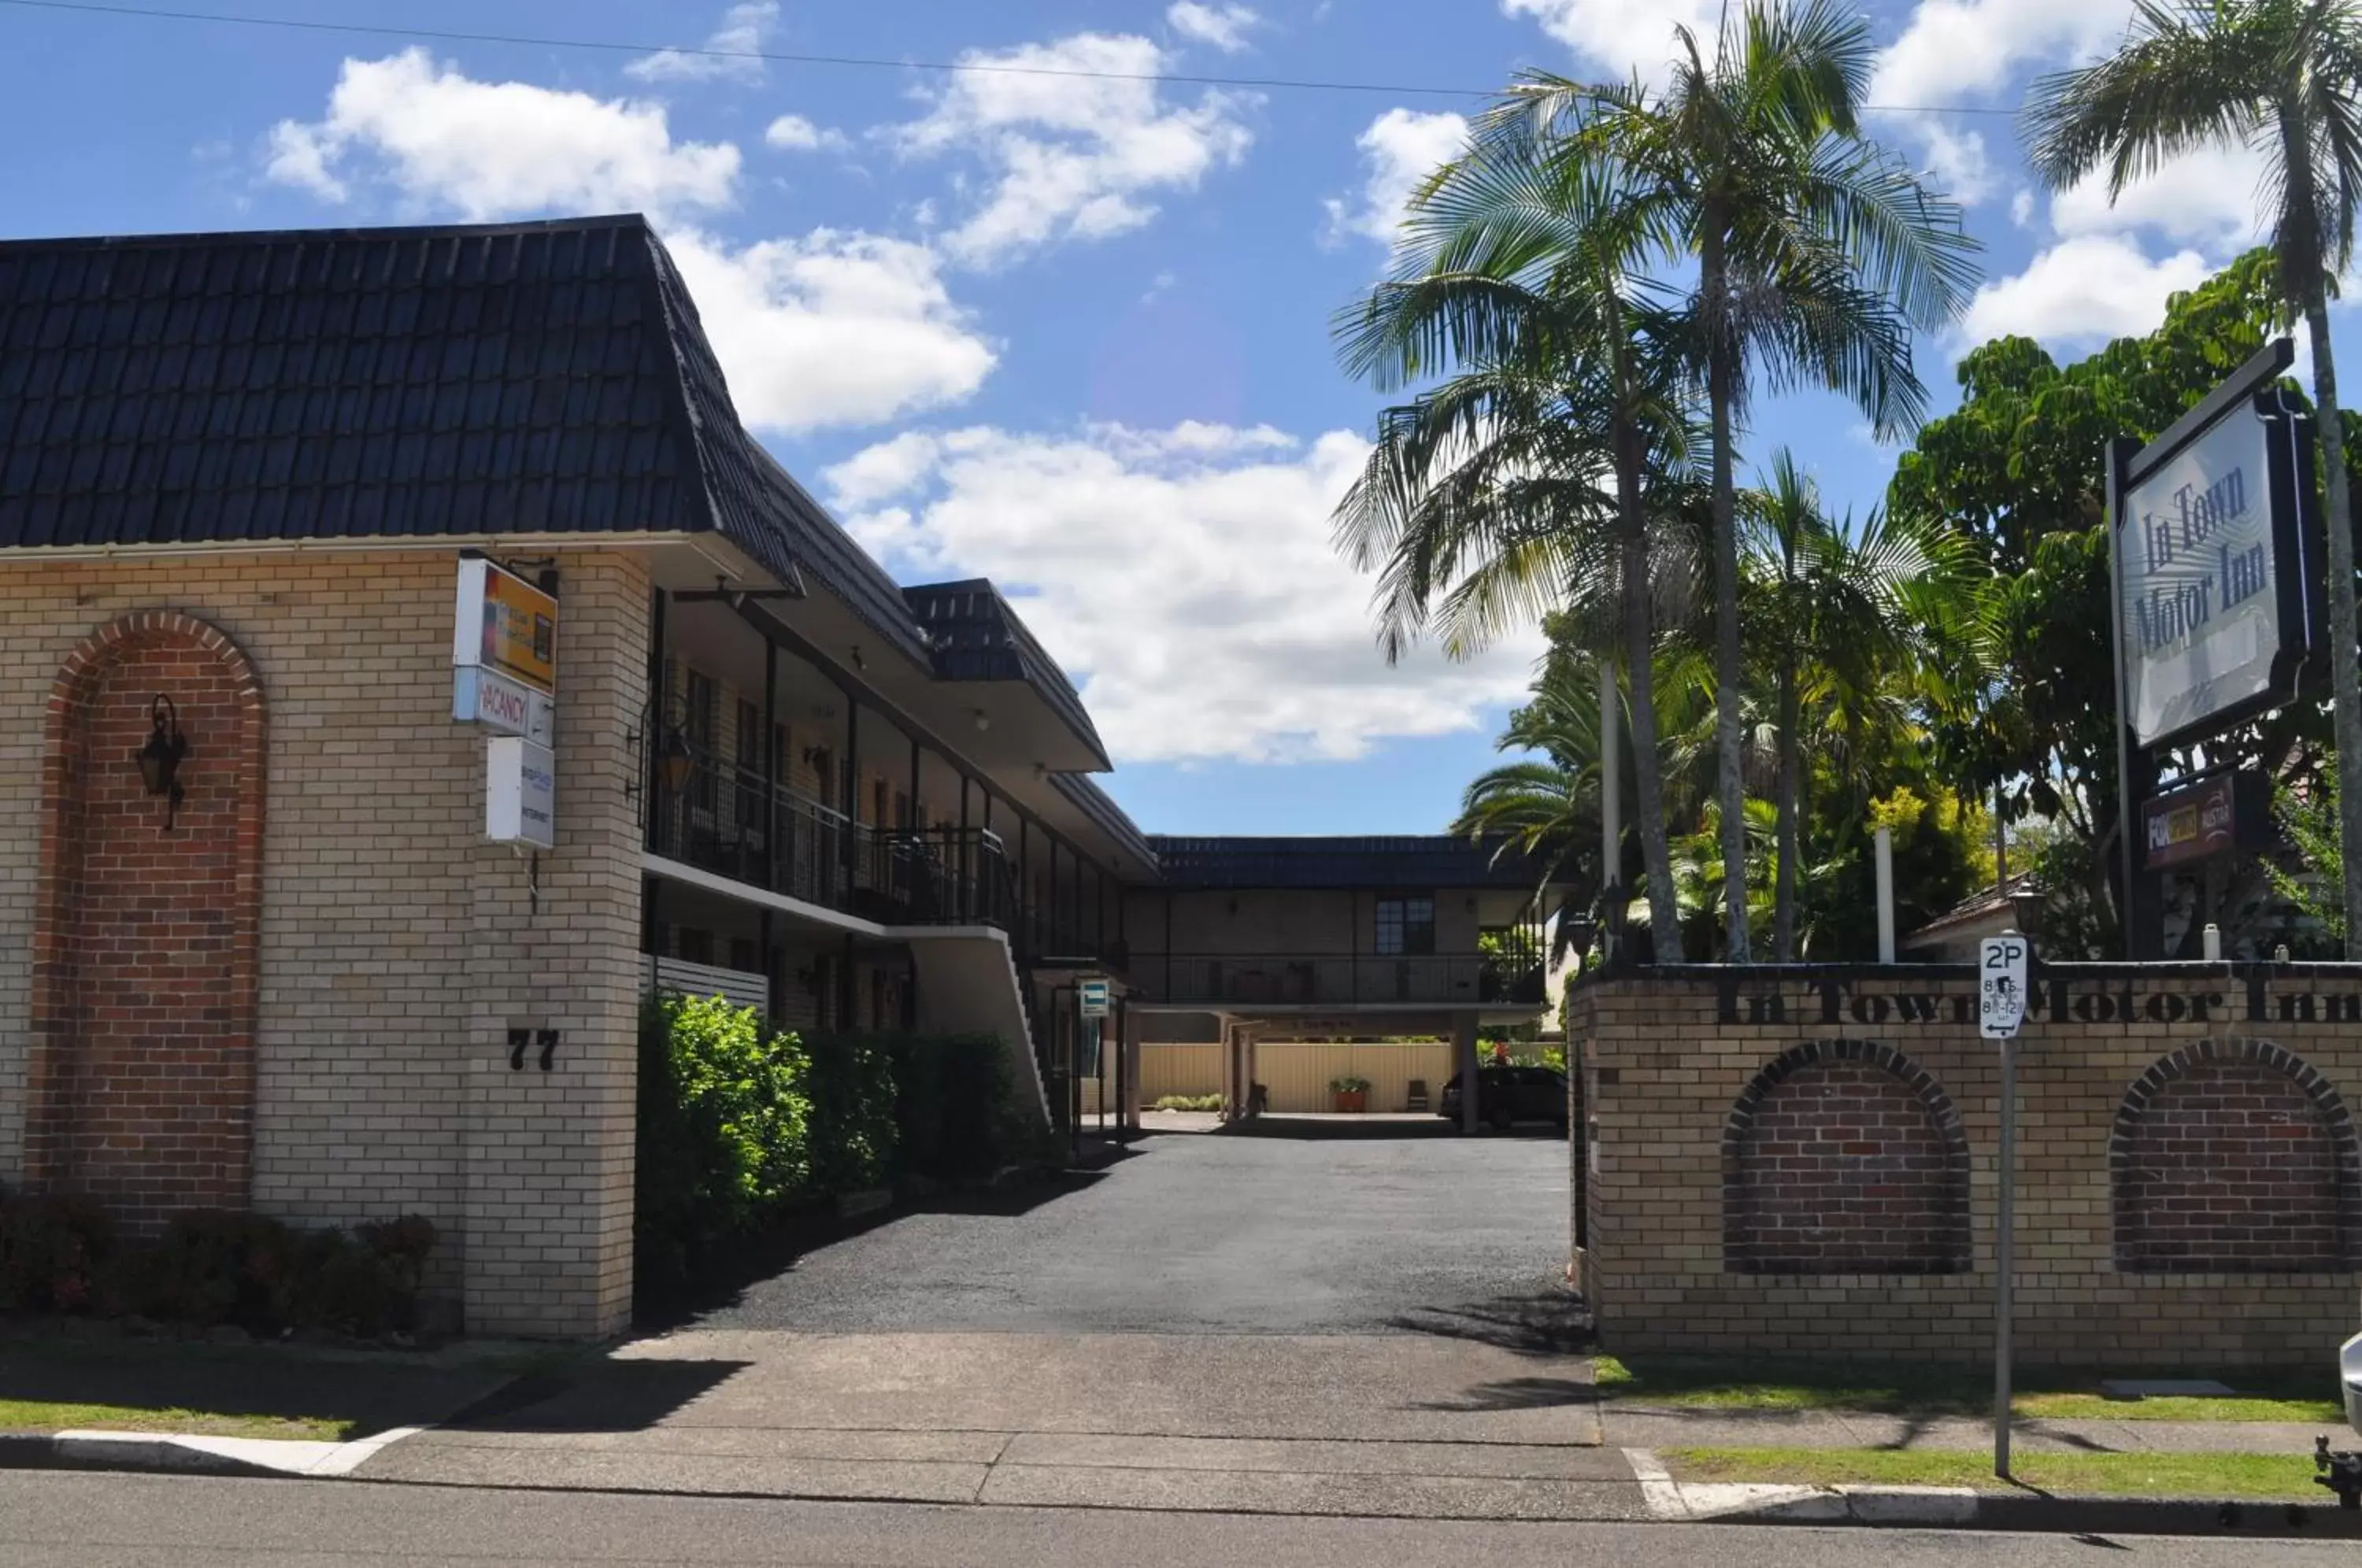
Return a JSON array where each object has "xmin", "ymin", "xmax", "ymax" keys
[
  {"xmin": 1501, "ymin": 0, "xmax": 1979, "ymax": 960},
  {"xmin": 1333, "ymin": 108, "xmax": 1692, "ymax": 950},
  {"xmin": 1742, "ymin": 449, "xmax": 1976, "ymax": 957},
  {"xmin": 2268, "ymin": 756, "xmax": 2347, "ymax": 942},
  {"xmin": 2025, "ymin": 0, "xmax": 2362, "ymax": 952},
  {"xmin": 1888, "ymin": 250, "xmax": 2332, "ymax": 945}
]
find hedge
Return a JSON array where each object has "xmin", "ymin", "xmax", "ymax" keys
[
  {"xmin": 0, "ymin": 1193, "xmax": 438, "ymax": 1338},
  {"xmin": 635, "ymin": 995, "xmax": 1056, "ymax": 1295}
]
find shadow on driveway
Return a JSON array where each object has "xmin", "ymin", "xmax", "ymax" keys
[
  {"xmin": 635, "ymin": 1167, "xmax": 1122, "ymax": 1332},
  {"xmin": 1386, "ymin": 1284, "xmax": 1595, "ymax": 1355}
]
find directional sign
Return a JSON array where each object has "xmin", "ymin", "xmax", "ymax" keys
[
  {"xmin": 1078, "ymin": 978, "xmax": 1110, "ymax": 1019},
  {"xmin": 1979, "ymin": 934, "xmax": 2030, "ymax": 1041}
]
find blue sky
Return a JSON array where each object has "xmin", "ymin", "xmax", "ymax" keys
[{"xmin": 0, "ymin": 0, "xmax": 2341, "ymax": 834}]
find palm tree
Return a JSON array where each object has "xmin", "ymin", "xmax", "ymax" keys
[
  {"xmin": 1333, "ymin": 113, "xmax": 1692, "ymax": 952},
  {"xmin": 1490, "ymin": 0, "xmax": 1980, "ymax": 960},
  {"xmin": 2023, "ymin": 0, "xmax": 2362, "ymax": 952},
  {"xmin": 1742, "ymin": 449, "xmax": 1978, "ymax": 956}
]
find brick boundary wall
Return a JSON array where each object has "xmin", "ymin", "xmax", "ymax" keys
[
  {"xmin": 1571, "ymin": 964, "xmax": 2362, "ymax": 1366},
  {"xmin": 26, "ymin": 612, "xmax": 266, "ymax": 1226}
]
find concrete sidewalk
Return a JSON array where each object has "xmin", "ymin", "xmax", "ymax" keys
[
  {"xmin": 348, "ymin": 1329, "xmax": 2344, "ymax": 1525},
  {"xmin": 356, "ymin": 1329, "xmax": 1636, "ymax": 1520}
]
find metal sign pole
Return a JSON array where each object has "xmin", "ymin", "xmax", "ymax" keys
[
  {"xmin": 1979, "ymin": 930, "xmax": 2029, "ymax": 1481},
  {"xmin": 1994, "ymin": 1031, "xmax": 2016, "ymax": 1479}
]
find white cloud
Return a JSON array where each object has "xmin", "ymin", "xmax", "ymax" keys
[
  {"xmin": 627, "ymin": 2, "xmax": 776, "ymax": 83},
  {"xmin": 2010, "ymin": 187, "xmax": 2034, "ymax": 227},
  {"xmin": 265, "ymin": 49, "xmax": 739, "ymax": 220},
  {"xmin": 2047, "ymin": 139, "xmax": 2271, "ymax": 253},
  {"xmin": 665, "ymin": 230, "xmax": 996, "ymax": 433},
  {"xmin": 1501, "ymin": 0, "xmax": 1719, "ymax": 82},
  {"xmin": 1168, "ymin": 2, "xmax": 1262, "ymax": 52},
  {"xmin": 825, "ymin": 423, "xmax": 1542, "ymax": 764},
  {"xmin": 890, "ymin": 31, "xmax": 1255, "ymax": 268},
  {"xmin": 1324, "ymin": 106, "xmax": 1469, "ymax": 247},
  {"xmin": 1912, "ymin": 120, "xmax": 1995, "ymax": 206},
  {"xmin": 265, "ymin": 54, "xmax": 994, "ymax": 435},
  {"xmin": 1872, "ymin": 0, "xmax": 2129, "ymax": 107},
  {"xmin": 764, "ymin": 113, "xmax": 847, "ymax": 153},
  {"xmin": 1960, "ymin": 235, "xmax": 2213, "ymax": 347}
]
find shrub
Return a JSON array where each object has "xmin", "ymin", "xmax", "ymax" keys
[
  {"xmin": 1153, "ymin": 1093, "xmax": 1223, "ymax": 1112},
  {"xmin": 114, "ymin": 1209, "xmax": 300, "ymax": 1328},
  {"xmin": 107, "ymin": 1210, "xmax": 439, "ymax": 1337},
  {"xmin": 1327, "ymin": 1074, "xmax": 1372, "ymax": 1094},
  {"xmin": 887, "ymin": 1033, "xmax": 1009, "ymax": 1182},
  {"xmin": 803, "ymin": 1030, "xmax": 897, "ymax": 1196},
  {"xmin": 636, "ymin": 993, "xmax": 812, "ymax": 1286},
  {"xmin": 0, "ymin": 1193, "xmax": 115, "ymax": 1313}
]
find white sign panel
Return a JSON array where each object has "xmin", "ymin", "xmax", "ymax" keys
[
  {"xmin": 453, "ymin": 667, "xmax": 554, "ymax": 745},
  {"xmin": 486, "ymin": 736, "xmax": 556, "ymax": 849},
  {"xmin": 1079, "ymin": 978, "xmax": 1110, "ymax": 1019},
  {"xmin": 1979, "ymin": 934, "xmax": 2030, "ymax": 1041},
  {"xmin": 2119, "ymin": 409, "xmax": 2282, "ymax": 745}
]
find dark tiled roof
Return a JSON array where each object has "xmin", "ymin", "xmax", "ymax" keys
[
  {"xmin": 0, "ymin": 215, "xmax": 929, "ymax": 667},
  {"xmin": 904, "ymin": 579, "xmax": 1109, "ymax": 769},
  {"xmin": 1049, "ymin": 771, "xmax": 1155, "ymax": 869},
  {"xmin": 1146, "ymin": 835, "xmax": 1553, "ymax": 890}
]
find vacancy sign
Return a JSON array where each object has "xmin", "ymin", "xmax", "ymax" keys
[{"xmin": 1980, "ymin": 935, "xmax": 2030, "ymax": 1041}]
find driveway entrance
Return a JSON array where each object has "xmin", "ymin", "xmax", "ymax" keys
[{"xmin": 691, "ymin": 1122, "xmax": 1576, "ymax": 1340}]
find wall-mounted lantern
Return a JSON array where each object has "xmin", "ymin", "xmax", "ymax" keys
[{"xmin": 135, "ymin": 693, "xmax": 189, "ymax": 831}]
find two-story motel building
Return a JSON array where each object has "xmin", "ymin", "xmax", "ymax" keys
[{"xmin": 0, "ymin": 216, "xmax": 1560, "ymax": 1336}]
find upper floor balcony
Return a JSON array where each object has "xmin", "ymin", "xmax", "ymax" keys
[{"xmin": 642, "ymin": 741, "xmax": 1123, "ymax": 969}]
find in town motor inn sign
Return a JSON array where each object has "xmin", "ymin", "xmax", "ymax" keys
[
  {"xmin": 1717, "ymin": 973, "xmax": 2362, "ymax": 1029},
  {"xmin": 2114, "ymin": 339, "xmax": 2321, "ymax": 750}
]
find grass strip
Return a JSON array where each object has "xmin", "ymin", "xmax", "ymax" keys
[
  {"xmin": 1668, "ymin": 1446, "xmax": 2325, "ymax": 1499},
  {"xmin": 0, "ymin": 1399, "xmax": 350, "ymax": 1441},
  {"xmin": 1596, "ymin": 1355, "xmax": 2343, "ymax": 1423}
]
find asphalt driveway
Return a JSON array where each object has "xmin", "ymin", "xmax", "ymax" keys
[{"xmin": 690, "ymin": 1121, "xmax": 1575, "ymax": 1339}]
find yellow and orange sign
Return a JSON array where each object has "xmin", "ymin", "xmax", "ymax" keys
[{"xmin": 454, "ymin": 558, "xmax": 557, "ymax": 692}]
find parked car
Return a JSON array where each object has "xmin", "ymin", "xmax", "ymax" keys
[{"xmin": 1438, "ymin": 1065, "xmax": 1568, "ymax": 1133}]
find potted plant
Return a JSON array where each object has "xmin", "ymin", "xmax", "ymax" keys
[{"xmin": 1328, "ymin": 1074, "xmax": 1371, "ymax": 1113}]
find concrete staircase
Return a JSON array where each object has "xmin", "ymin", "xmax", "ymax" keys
[{"xmin": 904, "ymin": 927, "xmax": 1053, "ymax": 1129}]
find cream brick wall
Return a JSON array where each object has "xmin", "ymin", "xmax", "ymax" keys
[
  {"xmin": 1575, "ymin": 967, "xmax": 2362, "ymax": 1366},
  {"xmin": 0, "ymin": 547, "xmax": 650, "ymax": 1337}
]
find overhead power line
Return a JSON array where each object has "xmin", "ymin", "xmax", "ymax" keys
[{"xmin": 0, "ymin": 0, "xmax": 2025, "ymax": 114}]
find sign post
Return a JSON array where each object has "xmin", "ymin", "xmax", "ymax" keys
[
  {"xmin": 2107, "ymin": 337, "xmax": 2322, "ymax": 956},
  {"xmin": 1980, "ymin": 930, "xmax": 2030, "ymax": 1478}
]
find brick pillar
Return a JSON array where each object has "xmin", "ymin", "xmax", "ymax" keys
[{"xmin": 461, "ymin": 553, "xmax": 648, "ymax": 1338}]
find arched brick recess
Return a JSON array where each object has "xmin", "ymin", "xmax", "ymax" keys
[
  {"xmin": 25, "ymin": 612, "xmax": 267, "ymax": 1229},
  {"xmin": 1723, "ymin": 1040, "xmax": 1970, "ymax": 1274},
  {"xmin": 2112, "ymin": 1040, "xmax": 2361, "ymax": 1273}
]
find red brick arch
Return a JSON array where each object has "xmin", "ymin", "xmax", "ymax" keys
[
  {"xmin": 1723, "ymin": 1039, "xmax": 1971, "ymax": 1275},
  {"xmin": 26, "ymin": 611, "xmax": 267, "ymax": 1227},
  {"xmin": 2111, "ymin": 1039, "xmax": 2361, "ymax": 1273}
]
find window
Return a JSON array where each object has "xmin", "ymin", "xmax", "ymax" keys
[
  {"xmin": 676, "ymin": 926, "xmax": 713, "ymax": 965},
  {"xmin": 729, "ymin": 937, "xmax": 758, "ymax": 974},
  {"xmin": 734, "ymin": 700, "xmax": 763, "ymax": 839},
  {"xmin": 1375, "ymin": 896, "xmax": 1435, "ymax": 956}
]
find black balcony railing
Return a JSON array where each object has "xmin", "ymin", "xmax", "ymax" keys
[
  {"xmin": 644, "ymin": 746, "xmax": 1021, "ymax": 930},
  {"xmin": 1141, "ymin": 952, "xmax": 1547, "ymax": 1009}
]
